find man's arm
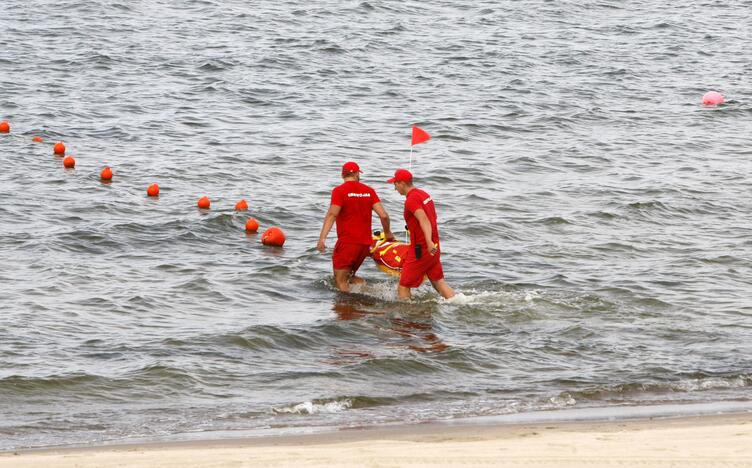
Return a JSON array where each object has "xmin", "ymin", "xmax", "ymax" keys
[
  {"xmin": 413, "ymin": 208, "xmax": 437, "ymax": 255},
  {"xmin": 372, "ymin": 202, "xmax": 395, "ymax": 241},
  {"xmin": 317, "ymin": 204, "xmax": 341, "ymax": 252}
]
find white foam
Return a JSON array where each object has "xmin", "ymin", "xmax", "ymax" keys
[
  {"xmin": 349, "ymin": 280, "xmax": 399, "ymax": 302},
  {"xmin": 673, "ymin": 375, "xmax": 750, "ymax": 392},
  {"xmin": 346, "ymin": 282, "xmax": 541, "ymax": 307},
  {"xmin": 524, "ymin": 290, "xmax": 540, "ymax": 302},
  {"xmin": 273, "ymin": 399, "xmax": 352, "ymax": 415},
  {"xmin": 548, "ymin": 393, "xmax": 577, "ymax": 407},
  {"xmin": 440, "ymin": 289, "xmax": 541, "ymax": 307},
  {"xmin": 443, "ymin": 292, "xmax": 469, "ymax": 305}
]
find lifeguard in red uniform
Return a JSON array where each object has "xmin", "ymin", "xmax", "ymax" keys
[
  {"xmin": 386, "ymin": 168, "xmax": 455, "ymax": 300},
  {"xmin": 317, "ymin": 162, "xmax": 395, "ymax": 292}
]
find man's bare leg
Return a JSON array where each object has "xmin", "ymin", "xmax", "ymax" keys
[
  {"xmin": 349, "ymin": 276, "xmax": 366, "ymax": 285},
  {"xmin": 333, "ymin": 269, "xmax": 352, "ymax": 292},
  {"xmin": 430, "ymin": 279, "xmax": 455, "ymax": 299},
  {"xmin": 397, "ymin": 284, "xmax": 412, "ymax": 300}
]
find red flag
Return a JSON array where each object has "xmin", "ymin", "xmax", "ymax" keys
[{"xmin": 411, "ymin": 125, "xmax": 430, "ymax": 146}]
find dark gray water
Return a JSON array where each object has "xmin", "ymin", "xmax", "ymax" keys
[{"xmin": 1, "ymin": 0, "xmax": 752, "ymax": 450}]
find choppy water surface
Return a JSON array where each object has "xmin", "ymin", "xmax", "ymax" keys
[{"xmin": 1, "ymin": 0, "xmax": 752, "ymax": 449}]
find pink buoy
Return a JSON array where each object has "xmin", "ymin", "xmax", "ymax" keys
[{"xmin": 702, "ymin": 91, "xmax": 724, "ymax": 106}]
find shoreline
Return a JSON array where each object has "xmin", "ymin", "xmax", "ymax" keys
[
  {"xmin": 5, "ymin": 400, "xmax": 752, "ymax": 453},
  {"xmin": 2, "ymin": 406, "xmax": 751, "ymax": 467}
]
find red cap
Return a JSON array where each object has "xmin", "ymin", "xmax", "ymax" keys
[
  {"xmin": 386, "ymin": 168, "xmax": 413, "ymax": 183},
  {"xmin": 342, "ymin": 161, "xmax": 362, "ymax": 174}
]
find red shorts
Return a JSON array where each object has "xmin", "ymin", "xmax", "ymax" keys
[
  {"xmin": 399, "ymin": 248, "xmax": 444, "ymax": 288},
  {"xmin": 332, "ymin": 241, "xmax": 370, "ymax": 272}
]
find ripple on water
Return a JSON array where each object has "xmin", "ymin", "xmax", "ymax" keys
[{"xmin": 2, "ymin": 0, "xmax": 752, "ymax": 450}]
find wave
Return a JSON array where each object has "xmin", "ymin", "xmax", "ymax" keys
[
  {"xmin": 565, "ymin": 373, "xmax": 752, "ymax": 402},
  {"xmin": 0, "ymin": 365, "xmax": 202, "ymax": 400},
  {"xmin": 272, "ymin": 398, "xmax": 353, "ymax": 415}
]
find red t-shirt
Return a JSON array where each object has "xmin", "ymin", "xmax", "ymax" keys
[
  {"xmin": 331, "ymin": 181, "xmax": 380, "ymax": 245},
  {"xmin": 404, "ymin": 188, "xmax": 439, "ymax": 248}
]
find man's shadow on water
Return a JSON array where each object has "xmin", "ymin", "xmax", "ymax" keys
[{"xmin": 329, "ymin": 295, "xmax": 448, "ymax": 361}]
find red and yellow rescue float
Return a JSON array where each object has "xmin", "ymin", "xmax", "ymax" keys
[{"xmin": 369, "ymin": 231, "xmax": 410, "ymax": 277}]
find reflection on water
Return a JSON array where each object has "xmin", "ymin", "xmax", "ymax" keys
[
  {"xmin": 390, "ymin": 317, "xmax": 448, "ymax": 354},
  {"xmin": 332, "ymin": 300, "xmax": 376, "ymax": 322},
  {"xmin": 332, "ymin": 298, "xmax": 448, "ymax": 357}
]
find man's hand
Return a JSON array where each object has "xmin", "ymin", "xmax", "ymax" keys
[
  {"xmin": 316, "ymin": 240, "xmax": 326, "ymax": 252},
  {"xmin": 427, "ymin": 240, "xmax": 438, "ymax": 256},
  {"xmin": 384, "ymin": 231, "xmax": 396, "ymax": 242}
]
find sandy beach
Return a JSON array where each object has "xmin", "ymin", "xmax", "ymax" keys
[{"xmin": 2, "ymin": 412, "xmax": 750, "ymax": 468}]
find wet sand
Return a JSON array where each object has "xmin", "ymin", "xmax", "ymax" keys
[{"xmin": 2, "ymin": 412, "xmax": 751, "ymax": 467}]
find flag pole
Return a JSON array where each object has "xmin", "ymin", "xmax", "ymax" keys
[
  {"xmin": 407, "ymin": 127, "xmax": 413, "ymax": 244},
  {"xmin": 406, "ymin": 146, "xmax": 411, "ymax": 244}
]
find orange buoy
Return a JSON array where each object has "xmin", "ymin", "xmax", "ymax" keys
[
  {"xmin": 197, "ymin": 196, "xmax": 210, "ymax": 209},
  {"xmin": 261, "ymin": 226, "xmax": 286, "ymax": 246},
  {"xmin": 235, "ymin": 199, "xmax": 249, "ymax": 211},
  {"xmin": 245, "ymin": 218, "xmax": 259, "ymax": 233},
  {"xmin": 147, "ymin": 183, "xmax": 160, "ymax": 197},
  {"xmin": 32, "ymin": 136, "xmax": 43, "ymax": 143},
  {"xmin": 53, "ymin": 142, "xmax": 66, "ymax": 155},
  {"xmin": 100, "ymin": 166, "xmax": 113, "ymax": 181},
  {"xmin": 0, "ymin": 121, "xmax": 10, "ymax": 133},
  {"xmin": 63, "ymin": 156, "xmax": 76, "ymax": 168}
]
